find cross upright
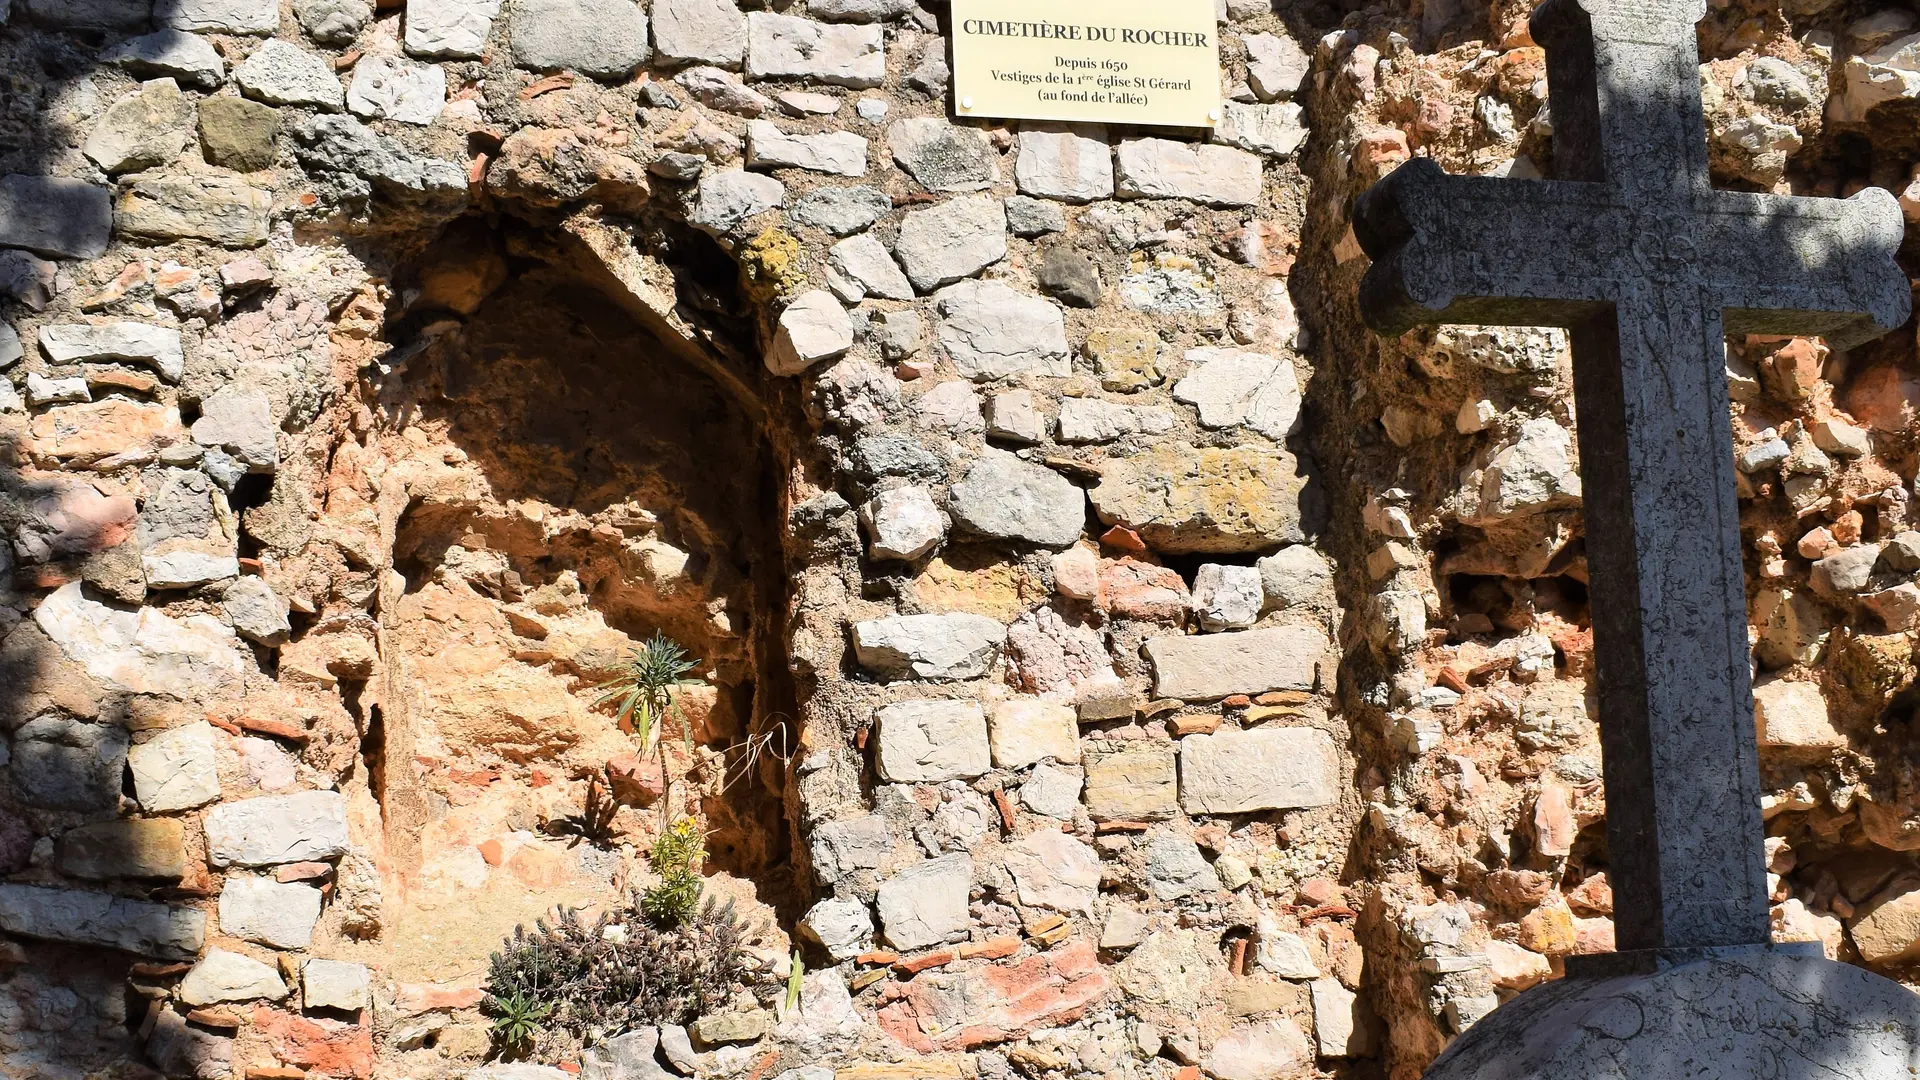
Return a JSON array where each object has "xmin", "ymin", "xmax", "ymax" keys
[{"xmin": 1357, "ymin": 0, "xmax": 1909, "ymax": 953}]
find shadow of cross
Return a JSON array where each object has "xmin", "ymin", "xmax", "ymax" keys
[{"xmin": 1356, "ymin": 0, "xmax": 1909, "ymax": 954}]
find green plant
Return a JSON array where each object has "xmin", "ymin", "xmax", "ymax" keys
[
  {"xmin": 484, "ymin": 893, "xmax": 756, "ymax": 1057},
  {"xmin": 642, "ymin": 816, "xmax": 707, "ymax": 927},
  {"xmin": 786, "ymin": 947, "xmax": 804, "ymax": 1012},
  {"xmin": 593, "ymin": 633, "xmax": 701, "ymax": 753},
  {"xmin": 485, "ymin": 989, "xmax": 551, "ymax": 1056}
]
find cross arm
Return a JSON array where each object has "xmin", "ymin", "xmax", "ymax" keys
[
  {"xmin": 1707, "ymin": 187, "xmax": 1910, "ymax": 350},
  {"xmin": 1353, "ymin": 158, "xmax": 1620, "ymax": 335}
]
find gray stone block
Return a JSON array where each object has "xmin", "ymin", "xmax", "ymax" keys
[
  {"xmin": 0, "ymin": 175, "xmax": 113, "ymax": 260},
  {"xmin": 0, "ymin": 883, "xmax": 206, "ymax": 959},
  {"xmin": 508, "ymin": 0, "xmax": 649, "ymax": 79}
]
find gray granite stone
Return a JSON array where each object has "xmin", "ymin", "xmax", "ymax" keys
[
  {"xmin": 932, "ymin": 279, "xmax": 1069, "ymax": 379},
  {"xmin": 690, "ymin": 169, "xmax": 785, "ymax": 235},
  {"xmin": 346, "ymin": 55, "xmax": 446, "ymax": 124},
  {"xmin": 84, "ymin": 78, "xmax": 195, "ymax": 175},
  {"xmin": 203, "ymin": 790, "xmax": 351, "ymax": 867},
  {"xmin": 1354, "ymin": 0, "xmax": 1908, "ymax": 954},
  {"xmin": 895, "ymin": 195, "xmax": 1006, "ymax": 291},
  {"xmin": 948, "ymin": 450, "xmax": 1085, "ymax": 548},
  {"xmin": 0, "ymin": 175, "xmax": 113, "ymax": 260},
  {"xmin": 508, "ymin": 0, "xmax": 649, "ymax": 79},
  {"xmin": 219, "ymin": 876, "xmax": 323, "ymax": 948},
  {"xmin": 789, "ymin": 185, "xmax": 890, "ymax": 235},
  {"xmin": 236, "ymin": 39, "xmax": 344, "ymax": 108},
  {"xmin": 0, "ymin": 883, "xmax": 205, "ymax": 958},
  {"xmin": 746, "ymin": 12, "xmax": 883, "ymax": 88},
  {"xmin": 12, "ymin": 716, "xmax": 128, "ymax": 812},
  {"xmin": 890, "ymin": 116, "xmax": 997, "ymax": 192},
  {"xmin": 747, "ymin": 121, "xmax": 867, "ymax": 176}
]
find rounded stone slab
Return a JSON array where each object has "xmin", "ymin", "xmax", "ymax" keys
[{"xmin": 1423, "ymin": 946, "xmax": 1920, "ymax": 1079}]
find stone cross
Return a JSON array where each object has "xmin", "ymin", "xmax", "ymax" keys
[{"xmin": 1356, "ymin": 0, "xmax": 1909, "ymax": 954}]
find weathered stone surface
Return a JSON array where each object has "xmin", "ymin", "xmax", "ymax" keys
[
  {"xmin": 760, "ymin": 291, "xmax": 849, "ymax": 378},
  {"xmin": 747, "ymin": 121, "xmax": 868, "ymax": 176},
  {"xmin": 294, "ymin": 0, "xmax": 370, "ymax": 44},
  {"xmin": 21, "ymin": 0, "xmax": 150, "ymax": 29},
  {"xmin": 508, "ymin": 0, "xmax": 648, "ymax": 78},
  {"xmin": 851, "ymin": 613, "xmax": 1005, "ymax": 680},
  {"xmin": 346, "ymin": 55, "xmax": 445, "ymax": 124},
  {"xmin": 0, "ymin": 883, "xmax": 205, "ymax": 959},
  {"xmin": 147, "ymin": 1009, "xmax": 235, "ymax": 1079},
  {"xmin": 0, "ymin": 249, "xmax": 58, "ymax": 310},
  {"xmin": 1147, "ymin": 625, "xmax": 1325, "ymax": 700},
  {"xmin": 790, "ymin": 185, "xmax": 889, "ymax": 235},
  {"xmin": 1205, "ymin": 1019, "xmax": 1312, "ymax": 1080},
  {"xmin": 1037, "ymin": 245, "xmax": 1101, "ymax": 308},
  {"xmin": 1014, "ymin": 124, "xmax": 1114, "ymax": 203},
  {"xmin": 204, "ymin": 790, "xmax": 352, "ymax": 867},
  {"xmin": 1243, "ymin": 32, "xmax": 1309, "ymax": 101},
  {"xmin": 690, "ymin": 169, "xmax": 785, "ymax": 235},
  {"xmin": 860, "ymin": 485, "xmax": 943, "ymax": 561},
  {"xmin": 896, "ymin": 196, "xmax": 1007, "ymax": 291},
  {"xmin": 130, "ymin": 720, "xmax": 222, "ymax": 811},
  {"xmin": 220, "ymin": 876, "xmax": 324, "ymax": 949},
  {"xmin": 236, "ymin": 40, "xmax": 345, "ymax": 109},
  {"xmin": 875, "ymin": 853, "xmax": 971, "ymax": 950},
  {"xmin": 0, "ymin": 175, "xmax": 113, "ymax": 259},
  {"xmin": 404, "ymin": 0, "xmax": 500, "ymax": 58},
  {"xmin": 181, "ymin": 948, "xmax": 289, "ymax": 1005},
  {"xmin": 28, "ymin": 399, "xmax": 188, "ymax": 469},
  {"xmin": 1004, "ymin": 829, "xmax": 1101, "ymax": 913},
  {"xmin": 304, "ymin": 959, "xmax": 372, "ymax": 1011},
  {"xmin": 1173, "ymin": 348, "xmax": 1300, "ymax": 438},
  {"xmin": 40, "ymin": 322, "xmax": 185, "ymax": 382},
  {"xmin": 1117, "ymin": 928, "xmax": 1227, "ymax": 1010},
  {"xmin": 652, "ymin": 0, "xmax": 746, "ymax": 67},
  {"xmin": 986, "ymin": 389, "xmax": 1046, "ymax": 444},
  {"xmin": 1115, "ymin": 139, "xmax": 1262, "ymax": 207},
  {"xmin": 1091, "ymin": 445, "xmax": 1309, "ymax": 553},
  {"xmin": 1259, "ymin": 546, "xmax": 1334, "ymax": 611},
  {"xmin": 193, "ymin": 386, "xmax": 278, "ymax": 471},
  {"xmin": 1179, "ymin": 727, "xmax": 1338, "ymax": 815},
  {"xmin": 1213, "ymin": 103, "xmax": 1308, "ymax": 159},
  {"xmin": 117, "ymin": 175, "xmax": 274, "ymax": 246},
  {"xmin": 1056, "ymin": 398, "xmax": 1173, "ymax": 444},
  {"xmin": 57, "ymin": 818, "xmax": 187, "ymax": 880},
  {"xmin": 1021, "ymin": 763, "xmax": 1083, "ymax": 818},
  {"xmin": 156, "ymin": 0, "xmax": 276, "ymax": 32},
  {"xmin": 198, "ymin": 96, "xmax": 282, "ymax": 172},
  {"xmin": 1082, "ymin": 740, "xmax": 1178, "ymax": 820},
  {"xmin": 810, "ymin": 814, "xmax": 893, "ymax": 884},
  {"xmin": 912, "ymin": 381, "xmax": 982, "ymax": 433},
  {"xmin": 36, "ymin": 581, "xmax": 245, "ymax": 698},
  {"xmin": 933, "ymin": 280, "xmax": 1069, "ymax": 379},
  {"xmin": 828, "ymin": 234, "xmax": 912, "ymax": 300},
  {"xmin": 1006, "ymin": 194, "xmax": 1067, "ymax": 236},
  {"xmin": 874, "ymin": 699, "xmax": 990, "ymax": 782},
  {"xmin": 84, "ymin": 78, "xmax": 195, "ymax": 175},
  {"xmin": 747, "ymin": 13, "xmax": 883, "ymax": 88},
  {"xmin": 888, "ymin": 117, "xmax": 996, "ymax": 193},
  {"xmin": 1145, "ymin": 828, "xmax": 1222, "ymax": 900},
  {"xmin": 989, "ymin": 698, "xmax": 1079, "ymax": 768},
  {"xmin": 800, "ymin": 897, "xmax": 874, "ymax": 961},
  {"xmin": 948, "ymin": 451, "xmax": 1086, "ymax": 548},
  {"xmin": 1191, "ymin": 563, "xmax": 1264, "ymax": 631},
  {"xmin": 1753, "ymin": 678, "xmax": 1843, "ymax": 754}
]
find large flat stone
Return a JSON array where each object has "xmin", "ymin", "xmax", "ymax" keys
[
  {"xmin": 1179, "ymin": 727, "xmax": 1338, "ymax": 815},
  {"xmin": 303, "ymin": 959, "xmax": 372, "ymax": 1010},
  {"xmin": 203, "ymin": 790, "xmax": 352, "ymax": 867},
  {"xmin": 103, "ymin": 30, "xmax": 227, "ymax": 89},
  {"xmin": 129, "ymin": 720, "xmax": 222, "ymax": 811},
  {"xmin": 1090, "ymin": 445, "xmax": 1310, "ymax": 554},
  {"xmin": 746, "ymin": 12, "xmax": 883, "ymax": 87},
  {"xmin": 1082, "ymin": 740, "xmax": 1178, "ymax": 821},
  {"xmin": 1015, "ymin": 125, "xmax": 1114, "ymax": 203},
  {"xmin": 896, "ymin": 196, "xmax": 1006, "ymax": 291},
  {"xmin": 0, "ymin": 883, "xmax": 206, "ymax": 959},
  {"xmin": 235, "ymin": 39, "xmax": 345, "ymax": 109},
  {"xmin": 83, "ymin": 78, "xmax": 195, "ymax": 175},
  {"xmin": 22, "ymin": 0, "xmax": 153, "ymax": 28},
  {"xmin": 40, "ymin": 322, "xmax": 185, "ymax": 382},
  {"xmin": 220, "ymin": 876, "xmax": 323, "ymax": 949},
  {"xmin": 57, "ymin": 818, "xmax": 188, "ymax": 880},
  {"xmin": 1115, "ymin": 139, "xmax": 1262, "ymax": 207},
  {"xmin": 875, "ymin": 853, "xmax": 972, "ymax": 950},
  {"xmin": 932, "ymin": 280, "xmax": 1069, "ymax": 379},
  {"xmin": 116, "ymin": 175, "xmax": 274, "ymax": 247},
  {"xmin": 11, "ymin": 715, "xmax": 128, "ymax": 811},
  {"xmin": 155, "ymin": 0, "xmax": 277, "ymax": 32},
  {"xmin": 989, "ymin": 697, "xmax": 1079, "ymax": 769},
  {"xmin": 1003, "ymin": 829, "xmax": 1101, "ymax": 913},
  {"xmin": 1146, "ymin": 625, "xmax": 1327, "ymax": 700},
  {"xmin": 890, "ymin": 117, "xmax": 997, "ymax": 192},
  {"xmin": 404, "ymin": 0, "xmax": 500, "ymax": 58},
  {"xmin": 851, "ymin": 613, "xmax": 1006, "ymax": 681},
  {"xmin": 508, "ymin": 0, "xmax": 649, "ymax": 79},
  {"xmin": 874, "ymin": 699, "xmax": 990, "ymax": 783},
  {"xmin": 0, "ymin": 175, "xmax": 113, "ymax": 259},
  {"xmin": 346, "ymin": 55, "xmax": 446, "ymax": 124},
  {"xmin": 35, "ymin": 580, "xmax": 246, "ymax": 699},
  {"xmin": 746, "ymin": 121, "xmax": 868, "ymax": 176},
  {"xmin": 180, "ymin": 947, "xmax": 289, "ymax": 1005},
  {"xmin": 652, "ymin": 0, "xmax": 746, "ymax": 67},
  {"xmin": 1172, "ymin": 347, "xmax": 1301, "ymax": 439},
  {"xmin": 948, "ymin": 450, "xmax": 1085, "ymax": 548}
]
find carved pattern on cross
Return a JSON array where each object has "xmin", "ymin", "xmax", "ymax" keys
[{"xmin": 1356, "ymin": 0, "xmax": 1909, "ymax": 953}]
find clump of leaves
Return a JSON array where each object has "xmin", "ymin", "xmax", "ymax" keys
[
  {"xmin": 642, "ymin": 816, "xmax": 706, "ymax": 927},
  {"xmin": 484, "ymin": 892, "xmax": 753, "ymax": 1057},
  {"xmin": 486, "ymin": 990, "xmax": 551, "ymax": 1056},
  {"xmin": 544, "ymin": 777, "xmax": 620, "ymax": 849},
  {"xmin": 594, "ymin": 633, "xmax": 701, "ymax": 752}
]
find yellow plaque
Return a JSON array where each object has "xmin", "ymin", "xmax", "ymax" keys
[{"xmin": 950, "ymin": 0, "xmax": 1223, "ymax": 129}]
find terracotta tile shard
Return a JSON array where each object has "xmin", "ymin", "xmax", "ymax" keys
[
  {"xmin": 274, "ymin": 862, "xmax": 332, "ymax": 883},
  {"xmin": 520, "ymin": 74, "xmax": 576, "ymax": 100}
]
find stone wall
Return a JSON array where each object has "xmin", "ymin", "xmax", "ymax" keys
[{"xmin": 1, "ymin": 0, "xmax": 1919, "ymax": 1077}]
